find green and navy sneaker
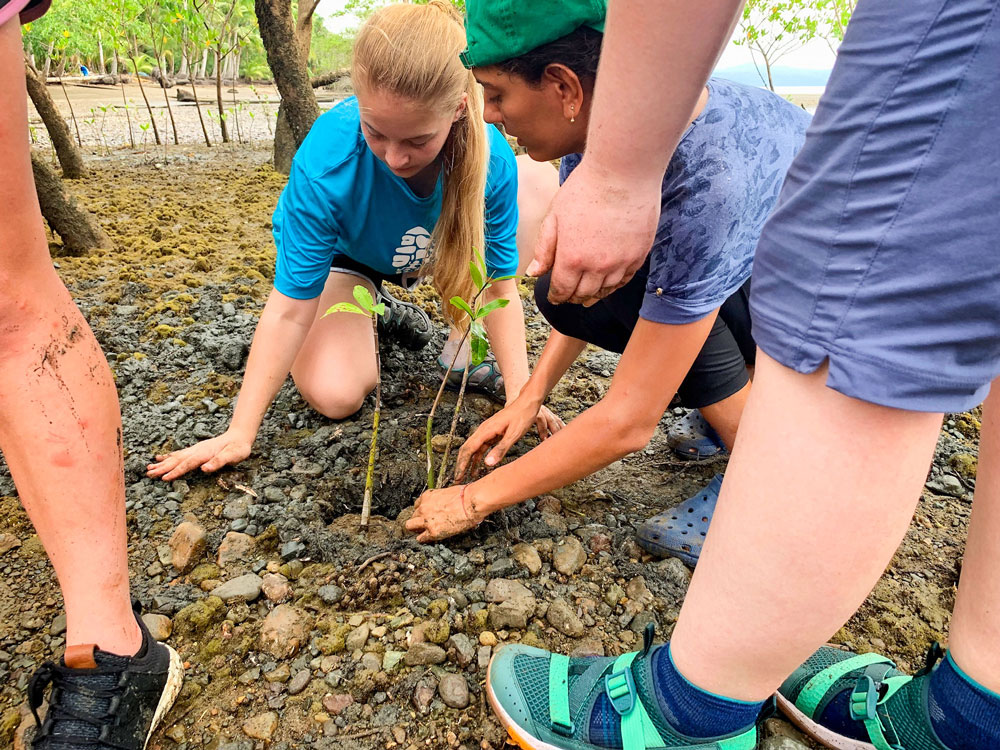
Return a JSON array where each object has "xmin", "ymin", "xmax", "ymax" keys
[
  {"xmin": 486, "ymin": 626, "xmax": 759, "ymax": 750},
  {"xmin": 777, "ymin": 644, "xmax": 950, "ymax": 750}
]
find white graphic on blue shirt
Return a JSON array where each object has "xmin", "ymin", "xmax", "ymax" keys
[{"xmin": 392, "ymin": 226, "xmax": 432, "ymax": 272}]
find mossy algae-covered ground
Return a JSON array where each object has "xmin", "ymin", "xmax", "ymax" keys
[{"xmin": 0, "ymin": 150, "xmax": 981, "ymax": 749}]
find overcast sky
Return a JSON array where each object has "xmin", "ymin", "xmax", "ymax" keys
[{"xmin": 315, "ymin": 1, "xmax": 838, "ymax": 71}]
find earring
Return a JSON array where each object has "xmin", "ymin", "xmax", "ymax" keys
[{"xmin": 570, "ymin": 104, "xmax": 576, "ymax": 123}]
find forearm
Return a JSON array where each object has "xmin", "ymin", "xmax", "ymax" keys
[
  {"xmin": 228, "ymin": 289, "xmax": 318, "ymax": 437},
  {"xmin": 470, "ymin": 395, "xmax": 654, "ymax": 513},
  {"xmin": 586, "ymin": 0, "xmax": 743, "ymax": 182},
  {"xmin": 519, "ymin": 330, "xmax": 587, "ymax": 406},
  {"xmin": 482, "ymin": 278, "xmax": 530, "ymax": 400}
]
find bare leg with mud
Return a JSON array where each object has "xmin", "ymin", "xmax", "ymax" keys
[
  {"xmin": 0, "ymin": 19, "xmax": 140, "ymax": 657},
  {"xmin": 670, "ymin": 351, "xmax": 944, "ymax": 700}
]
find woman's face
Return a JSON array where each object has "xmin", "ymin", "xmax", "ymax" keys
[
  {"xmin": 473, "ymin": 65, "xmax": 587, "ymax": 162},
  {"xmin": 357, "ymin": 87, "xmax": 466, "ymax": 178}
]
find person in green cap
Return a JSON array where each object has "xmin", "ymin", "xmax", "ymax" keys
[{"xmin": 407, "ymin": 0, "xmax": 810, "ymax": 565}]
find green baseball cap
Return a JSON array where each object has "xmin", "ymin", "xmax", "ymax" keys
[{"xmin": 461, "ymin": 0, "xmax": 607, "ymax": 69}]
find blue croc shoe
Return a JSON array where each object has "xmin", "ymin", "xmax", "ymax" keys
[{"xmin": 636, "ymin": 475, "xmax": 723, "ymax": 567}]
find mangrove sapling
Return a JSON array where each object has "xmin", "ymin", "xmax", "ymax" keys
[
  {"xmin": 425, "ymin": 248, "xmax": 511, "ymax": 489},
  {"xmin": 324, "ymin": 285, "xmax": 387, "ymax": 531}
]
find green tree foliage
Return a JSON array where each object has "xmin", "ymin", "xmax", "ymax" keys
[{"xmin": 735, "ymin": 0, "xmax": 812, "ymax": 91}]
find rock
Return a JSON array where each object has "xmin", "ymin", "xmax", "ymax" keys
[
  {"xmin": 346, "ymin": 623, "xmax": 370, "ymax": 652},
  {"xmin": 546, "ymin": 598, "xmax": 584, "ymax": 637},
  {"xmin": 760, "ymin": 737, "xmax": 810, "ymax": 750},
  {"xmin": 242, "ymin": 712, "xmax": 278, "ymax": 741},
  {"xmin": 438, "ymin": 674, "xmax": 470, "ymax": 709},
  {"xmin": 553, "ymin": 536, "xmax": 586, "ymax": 575},
  {"xmin": 280, "ymin": 540, "xmax": 307, "ymax": 560},
  {"xmin": 625, "ymin": 576, "xmax": 654, "ymax": 614},
  {"xmin": 478, "ymin": 645, "xmax": 492, "ymax": 669},
  {"xmin": 382, "ymin": 650, "xmax": 405, "ymax": 672},
  {"xmin": 322, "ymin": 693, "xmax": 354, "ymax": 716},
  {"xmin": 261, "ymin": 573, "xmax": 293, "ymax": 603},
  {"xmin": 264, "ymin": 663, "xmax": 290, "ymax": 683},
  {"xmin": 489, "ymin": 600, "xmax": 534, "ymax": 630},
  {"xmin": 430, "ymin": 434, "xmax": 455, "ymax": 453},
  {"xmin": 479, "ymin": 631, "xmax": 498, "ymax": 646},
  {"xmin": 536, "ymin": 496, "xmax": 562, "ymax": 514},
  {"xmin": 447, "ymin": 633, "xmax": 476, "ymax": 667},
  {"xmin": 604, "ymin": 584, "xmax": 626, "ymax": 608},
  {"xmin": 210, "ymin": 573, "xmax": 263, "ymax": 603},
  {"xmin": 188, "ymin": 563, "xmax": 221, "ymax": 585},
  {"xmin": 259, "ymin": 605, "xmax": 313, "ymax": 659},
  {"xmin": 405, "ymin": 642, "xmax": 446, "ymax": 666},
  {"xmin": 926, "ymin": 474, "xmax": 965, "ymax": 497},
  {"xmin": 317, "ymin": 584, "xmax": 345, "ymax": 604},
  {"xmin": 50, "ymin": 614, "xmax": 66, "ymax": 637},
  {"xmin": 570, "ymin": 638, "xmax": 605, "ymax": 658},
  {"xmin": 412, "ymin": 680, "xmax": 436, "ymax": 714},
  {"xmin": 651, "ymin": 557, "xmax": 692, "ymax": 601},
  {"xmin": 216, "ymin": 532, "xmax": 256, "ymax": 568},
  {"xmin": 361, "ymin": 652, "xmax": 381, "ymax": 672},
  {"xmin": 511, "ymin": 544, "xmax": 542, "ymax": 575},
  {"xmin": 628, "ymin": 610, "xmax": 658, "ymax": 634},
  {"xmin": 287, "ymin": 669, "xmax": 311, "ymax": 695},
  {"xmin": 169, "ymin": 522, "xmax": 206, "ymax": 573},
  {"xmin": 0, "ymin": 533, "xmax": 21, "ymax": 556},
  {"xmin": 142, "ymin": 614, "xmax": 172, "ymax": 642},
  {"xmin": 172, "ymin": 596, "xmax": 226, "ymax": 636},
  {"xmin": 485, "ymin": 578, "xmax": 534, "ymax": 604}
]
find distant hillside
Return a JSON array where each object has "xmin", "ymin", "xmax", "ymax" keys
[{"xmin": 712, "ymin": 63, "xmax": 831, "ymax": 88}]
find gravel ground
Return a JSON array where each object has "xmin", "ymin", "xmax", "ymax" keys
[{"xmin": 0, "ymin": 146, "xmax": 981, "ymax": 750}]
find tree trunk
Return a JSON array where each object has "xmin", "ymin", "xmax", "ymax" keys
[
  {"xmin": 97, "ymin": 31, "xmax": 106, "ymax": 75},
  {"xmin": 113, "ymin": 48, "xmax": 134, "ymax": 149},
  {"xmin": 765, "ymin": 58, "xmax": 775, "ymax": 91},
  {"xmin": 199, "ymin": 48, "xmax": 208, "ymax": 79},
  {"xmin": 256, "ymin": 0, "xmax": 320, "ymax": 172},
  {"xmin": 55, "ymin": 75, "xmax": 82, "ymax": 147},
  {"xmin": 130, "ymin": 39, "xmax": 162, "ymax": 146},
  {"xmin": 31, "ymin": 152, "xmax": 112, "ymax": 256},
  {"xmin": 43, "ymin": 41, "xmax": 54, "ymax": 78},
  {"xmin": 24, "ymin": 65, "xmax": 86, "ymax": 179},
  {"xmin": 215, "ymin": 47, "xmax": 229, "ymax": 143},
  {"xmin": 186, "ymin": 49, "xmax": 212, "ymax": 147}
]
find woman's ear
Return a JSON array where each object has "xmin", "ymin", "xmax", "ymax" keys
[
  {"xmin": 542, "ymin": 63, "xmax": 585, "ymax": 123},
  {"xmin": 453, "ymin": 92, "xmax": 469, "ymax": 123}
]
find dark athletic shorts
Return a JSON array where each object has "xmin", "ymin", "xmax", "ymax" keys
[
  {"xmin": 535, "ymin": 259, "xmax": 754, "ymax": 410},
  {"xmin": 0, "ymin": 0, "xmax": 50, "ymax": 26},
  {"xmin": 751, "ymin": 0, "xmax": 1000, "ymax": 412}
]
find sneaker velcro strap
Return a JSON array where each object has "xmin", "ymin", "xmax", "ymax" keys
[{"xmin": 548, "ymin": 653, "xmax": 574, "ymax": 736}]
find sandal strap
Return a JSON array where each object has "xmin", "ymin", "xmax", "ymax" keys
[
  {"xmin": 795, "ymin": 652, "xmax": 893, "ymax": 717},
  {"xmin": 848, "ymin": 671, "xmax": 913, "ymax": 750},
  {"xmin": 548, "ymin": 654, "xmax": 573, "ymax": 736}
]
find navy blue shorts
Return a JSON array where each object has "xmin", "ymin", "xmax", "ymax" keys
[{"xmin": 751, "ymin": 0, "xmax": 1000, "ymax": 412}]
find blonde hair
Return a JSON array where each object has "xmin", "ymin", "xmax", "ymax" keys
[{"xmin": 352, "ymin": 1, "xmax": 488, "ymax": 326}]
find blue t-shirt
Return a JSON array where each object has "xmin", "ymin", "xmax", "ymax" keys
[
  {"xmin": 273, "ymin": 97, "xmax": 519, "ymax": 300},
  {"xmin": 560, "ymin": 78, "xmax": 811, "ymax": 324}
]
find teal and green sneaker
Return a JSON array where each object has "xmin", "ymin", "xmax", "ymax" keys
[
  {"xmin": 486, "ymin": 626, "xmax": 759, "ymax": 750},
  {"xmin": 777, "ymin": 644, "xmax": 951, "ymax": 750}
]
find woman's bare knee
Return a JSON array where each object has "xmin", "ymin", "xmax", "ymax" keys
[{"xmin": 296, "ymin": 381, "xmax": 373, "ymax": 420}]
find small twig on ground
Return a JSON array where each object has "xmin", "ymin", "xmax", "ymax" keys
[{"xmin": 357, "ymin": 550, "xmax": 392, "ymax": 574}]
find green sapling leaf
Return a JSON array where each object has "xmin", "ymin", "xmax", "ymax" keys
[
  {"xmin": 323, "ymin": 302, "xmax": 365, "ymax": 317},
  {"xmin": 476, "ymin": 298, "xmax": 510, "ymax": 318},
  {"xmin": 468, "ymin": 261, "xmax": 484, "ymax": 291},
  {"xmin": 470, "ymin": 333, "xmax": 489, "ymax": 367},
  {"xmin": 371, "ymin": 302, "xmax": 387, "ymax": 316},
  {"xmin": 449, "ymin": 296, "xmax": 475, "ymax": 318},
  {"xmin": 352, "ymin": 285, "xmax": 376, "ymax": 313}
]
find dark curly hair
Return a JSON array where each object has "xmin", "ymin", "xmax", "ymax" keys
[{"xmin": 493, "ymin": 26, "xmax": 603, "ymax": 89}]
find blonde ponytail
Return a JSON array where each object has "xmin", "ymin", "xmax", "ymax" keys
[{"xmin": 352, "ymin": 1, "xmax": 489, "ymax": 326}]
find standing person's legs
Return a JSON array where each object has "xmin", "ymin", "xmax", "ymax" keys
[
  {"xmin": 949, "ymin": 376, "xmax": 1000, "ymax": 692},
  {"xmin": 671, "ymin": 351, "xmax": 944, "ymax": 699},
  {"xmin": 0, "ymin": 19, "xmax": 140, "ymax": 657}
]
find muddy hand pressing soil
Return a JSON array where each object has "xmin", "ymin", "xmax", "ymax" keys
[{"xmin": 0, "ymin": 149, "xmax": 980, "ymax": 749}]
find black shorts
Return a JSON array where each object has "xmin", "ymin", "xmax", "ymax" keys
[{"xmin": 534, "ymin": 261, "xmax": 754, "ymax": 409}]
